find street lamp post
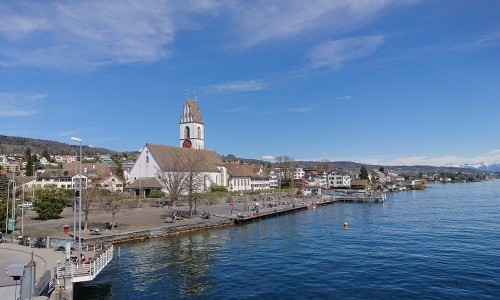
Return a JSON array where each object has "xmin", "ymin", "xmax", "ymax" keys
[
  {"xmin": 71, "ymin": 137, "xmax": 83, "ymax": 266},
  {"xmin": 73, "ymin": 152, "xmax": 77, "ymax": 242}
]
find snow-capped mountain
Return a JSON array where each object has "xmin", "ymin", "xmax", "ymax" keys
[{"xmin": 461, "ymin": 162, "xmax": 500, "ymax": 172}]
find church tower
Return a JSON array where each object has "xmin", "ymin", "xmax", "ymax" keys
[{"xmin": 179, "ymin": 94, "xmax": 205, "ymax": 150}]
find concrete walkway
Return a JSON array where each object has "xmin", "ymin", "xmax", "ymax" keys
[{"xmin": 0, "ymin": 241, "xmax": 66, "ymax": 299}]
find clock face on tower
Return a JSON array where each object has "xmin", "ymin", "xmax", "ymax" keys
[{"xmin": 182, "ymin": 139, "xmax": 192, "ymax": 148}]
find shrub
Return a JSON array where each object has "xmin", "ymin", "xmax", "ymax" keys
[{"xmin": 148, "ymin": 190, "xmax": 165, "ymax": 198}]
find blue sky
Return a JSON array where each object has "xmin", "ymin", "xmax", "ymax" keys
[{"xmin": 1, "ymin": 0, "xmax": 500, "ymax": 166}]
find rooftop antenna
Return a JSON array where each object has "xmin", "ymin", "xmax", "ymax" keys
[{"xmin": 185, "ymin": 89, "xmax": 189, "ymax": 100}]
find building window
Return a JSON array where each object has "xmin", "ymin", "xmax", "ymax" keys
[
  {"xmin": 197, "ymin": 126, "xmax": 201, "ymax": 139},
  {"xmin": 185, "ymin": 126, "xmax": 190, "ymax": 139}
]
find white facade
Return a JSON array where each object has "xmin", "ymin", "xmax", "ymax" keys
[
  {"xmin": 229, "ymin": 177, "xmax": 252, "ymax": 192},
  {"xmin": 128, "ymin": 144, "xmax": 223, "ymax": 194},
  {"xmin": 269, "ymin": 171, "xmax": 279, "ymax": 189},
  {"xmin": 327, "ymin": 171, "xmax": 351, "ymax": 188},
  {"xmin": 293, "ymin": 168, "xmax": 305, "ymax": 180}
]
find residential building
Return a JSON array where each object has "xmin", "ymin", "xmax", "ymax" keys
[
  {"xmin": 224, "ymin": 163, "xmax": 270, "ymax": 192},
  {"xmin": 293, "ymin": 168, "xmax": 305, "ymax": 180},
  {"xmin": 327, "ymin": 170, "xmax": 351, "ymax": 188}
]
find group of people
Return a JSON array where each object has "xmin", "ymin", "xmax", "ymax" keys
[{"xmin": 70, "ymin": 252, "xmax": 90, "ymax": 264}]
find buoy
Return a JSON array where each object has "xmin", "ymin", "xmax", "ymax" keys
[{"xmin": 343, "ymin": 221, "xmax": 348, "ymax": 229}]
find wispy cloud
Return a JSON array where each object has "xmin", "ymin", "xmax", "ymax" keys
[
  {"xmin": 228, "ymin": 1, "xmax": 402, "ymax": 48},
  {"xmin": 402, "ymin": 31, "xmax": 500, "ymax": 61},
  {"xmin": 0, "ymin": 1, "xmax": 415, "ymax": 71},
  {"xmin": 261, "ymin": 155, "xmax": 275, "ymax": 161},
  {"xmin": 0, "ymin": 92, "xmax": 45, "ymax": 117},
  {"xmin": 337, "ymin": 95, "xmax": 353, "ymax": 100},
  {"xmin": 0, "ymin": 0, "xmax": 181, "ymax": 71},
  {"xmin": 287, "ymin": 107, "xmax": 312, "ymax": 113},
  {"xmin": 204, "ymin": 80, "xmax": 267, "ymax": 93},
  {"xmin": 308, "ymin": 35, "xmax": 385, "ymax": 69},
  {"xmin": 345, "ymin": 150, "xmax": 500, "ymax": 167},
  {"xmin": 469, "ymin": 149, "xmax": 500, "ymax": 164}
]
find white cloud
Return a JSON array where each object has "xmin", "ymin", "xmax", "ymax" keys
[
  {"xmin": 341, "ymin": 151, "xmax": 500, "ymax": 167},
  {"xmin": 308, "ymin": 35, "xmax": 385, "ymax": 69},
  {"xmin": 228, "ymin": 0, "xmax": 399, "ymax": 48},
  {"xmin": 469, "ymin": 150, "xmax": 500, "ymax": 164},
  {"xmin": 337, "ymin": 95, "xmax": 353, "ymax": 100},
  {"xmin": 0, "ymin": 0, "xmax": 179, "ymax": 71},
  {"xmin": 0, "ymin": 92, "xmax": 45, "ymax": 117},
  {"xmin": 0, "ymin": 0, "xmax": 416, "ymax": 71},
  {"xmin": 287, "ymin": 107, "xmax": 312, "ymax": 113},
  {"xmin": 261, "ymin": 155, "xmax": 275, "ymax": 161},
  {"xmin": 205, "ymin": 80, "xmax": 267, "ymax": 93}
]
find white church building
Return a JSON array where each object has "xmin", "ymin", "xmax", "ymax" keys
[{"xmin": 127, "ymin": 96, "xmax": 229, "ymax": 197}]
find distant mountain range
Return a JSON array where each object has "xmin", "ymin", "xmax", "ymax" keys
[
  {"xmin": 443, "ymin": 162, "xmax": 500, "ymax": 172},
  {"xmin": 461, "ymin": 162, "xmax": 500, "ymax": 172},
  {"xmin": 2, "ymin": 135, "xmax": 498, "ymax": 174}
]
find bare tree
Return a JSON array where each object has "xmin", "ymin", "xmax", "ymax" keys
[
  {"xmin": 157, "ymin": 168, "xmax": 188, "ymax": 206},
  {"xmin": 99, "ymin": 190, "xmax": 129, "ymax": 231},
  {"xmin": 275, "ymin": 155, "xmax": 296, "ymax": 188},
  {"xmin": 82, "ymin": 186, "xmax": 106, "ymax": 232},
  {"xmin": 155, "ymin": 150, "xmax": 207, "ymax": 217},
  {"xmin": 183, "ymin": 154, "xmax": 205, "ymax": 217}
]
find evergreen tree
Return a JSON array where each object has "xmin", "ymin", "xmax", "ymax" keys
[
  {"xmin": 360, "ymin": 166, "xmax": 369, "ymax": 180},
  {"xmin": 25, "ymin": 147, "xmax": 34, "ymax": 176},
  {"xmin": 0, "ymin": 173, "xmax": 8, "ymax": 198}
]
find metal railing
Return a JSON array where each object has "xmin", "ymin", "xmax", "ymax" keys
[{"xmin": 56, "ymin": 244, "xmax": 114, "ymax": 283}]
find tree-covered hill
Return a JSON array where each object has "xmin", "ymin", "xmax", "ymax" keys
[{"xmin": 0, "ymin": 135, "xmax": 117, "ymax": 156}]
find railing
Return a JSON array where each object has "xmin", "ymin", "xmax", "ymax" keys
[{"xmin": 56, "ymin": 244, "xmax": 114, "ymax": 283}]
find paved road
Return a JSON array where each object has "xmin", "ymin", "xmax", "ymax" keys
[{"xmin": 0, "ymin": 241, "xmax": 65, "ymax": 298}]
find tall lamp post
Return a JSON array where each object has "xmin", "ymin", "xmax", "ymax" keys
[{"xmin": 70, "ymin": 136, "xmax": 83, "ymax": 265}]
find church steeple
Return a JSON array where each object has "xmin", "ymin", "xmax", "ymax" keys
[{"xmin": 180, "ymin": 94, "xmax": 205, "ymax": 149}]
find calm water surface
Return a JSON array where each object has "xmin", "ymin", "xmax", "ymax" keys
[{"xmin": 75, "ymin": 180, "xmax": 500, "ymax": 299}]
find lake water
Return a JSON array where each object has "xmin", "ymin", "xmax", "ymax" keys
[{"xmin": 75, "ymin": 180, "xmax": 500, "ymax": 299}]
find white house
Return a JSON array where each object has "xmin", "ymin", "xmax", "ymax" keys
[
  {"xmin": 224, "ymin": 163, "xmax": 270, "ymax": 192},
  {"xmin": 293, "ymin": 168, "xmax": 305, "ymax": 180},
  {"xmin": 327, "ymin": 171, "xmax": 351, "ymax": 188}
]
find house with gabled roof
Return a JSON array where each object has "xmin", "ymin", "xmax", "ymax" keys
[
  {"xmin": 33, "ymin": 162, "xmax": 124, "ymax": 191},
  {"xmin": 327, "ymin": 170, "xmax": 351, "ymax": 188},
  {"xmin": 224, "ymin": 162, "xmax": 271, "ymax": 192}
]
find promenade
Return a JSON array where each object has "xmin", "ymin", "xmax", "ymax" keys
[{"xmin": 18, "ymin": 194, "xmax": 384, "ymax": 243}]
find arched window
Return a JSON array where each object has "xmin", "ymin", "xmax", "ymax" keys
[
  {"xmin": 184, "ymin": 126, "xmax": 190, "ymax": 139},
  {"xmin": 197, "ymin": 126, "xmax": 201, "ymax": 139}
]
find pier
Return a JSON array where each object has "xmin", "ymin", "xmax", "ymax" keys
[{"xmin": 231, "ymin": 192, "xmax": 386, "ymax": 224}]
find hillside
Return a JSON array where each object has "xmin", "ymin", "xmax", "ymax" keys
[{"xmin": 0, "ymin": 135, "xmax": 117, "ymax": 156}]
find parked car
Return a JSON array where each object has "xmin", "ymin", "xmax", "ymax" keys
[{"xmin": 16, "ymin": 202, "xmax": 33, "ymax": 209}]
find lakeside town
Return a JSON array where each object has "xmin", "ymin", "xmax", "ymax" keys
[
  {"xmin": 1, "ymin": 97, "xmax": 498, "ymax": 234},
  {"xmin": 1, "ymin": 98, "xmax": 499, "ymax": 299}
]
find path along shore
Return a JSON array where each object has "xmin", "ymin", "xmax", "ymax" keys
[{"xmin": 14, "ymin": 194, "xmax": 384, "ymax": 244}]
